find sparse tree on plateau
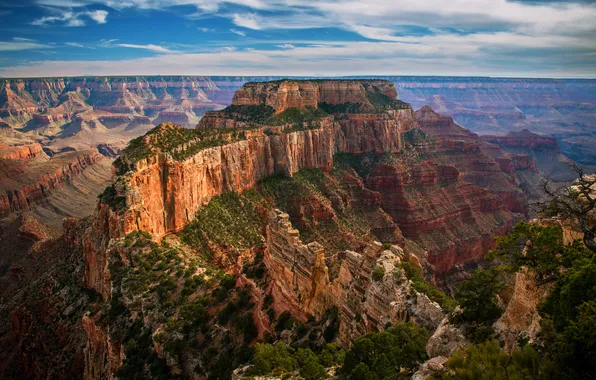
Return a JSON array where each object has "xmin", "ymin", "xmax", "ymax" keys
[{"xmin": 538, "ymin": 163, "xmax": 596, "ymax": 252}]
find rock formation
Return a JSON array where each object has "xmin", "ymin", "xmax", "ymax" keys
[
  {"xmin": 5, "ymin": 79, "xmax": 549, "ymax": 379},
  {"xmin": 0, "ymin": 146, "xmax": 109, "ymax": 222},
  {"xmin": 481, "ymin": 129, "xmax": 578, "ymax": 182},
  {"xmin": 231, "ymin": 80, "xmax": 397, "ymax": 113}
]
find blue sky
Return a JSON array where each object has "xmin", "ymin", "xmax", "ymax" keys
[{"xmin": 0, "ymin": 0, "xmax": 595, "ymax": 78}]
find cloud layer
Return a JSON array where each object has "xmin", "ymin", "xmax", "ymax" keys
[{"xmin": 0, "ymin": 0, "xmax": 594, "ymax": 77}]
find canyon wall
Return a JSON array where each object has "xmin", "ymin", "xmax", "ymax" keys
[
  {"xmin": 3, "ymin": 75, "xmax": 594, "ymax": 165},
  {"xmin": 481, "ymin": 129, "xmax": 577, "ymax": 182},
  {"xmin": 0, "ymin": 148, "xmax": 107, "ymax": 217},
  {"xmin": 124, "ymin": 125, "xmax": 336, "ymax": 238}
]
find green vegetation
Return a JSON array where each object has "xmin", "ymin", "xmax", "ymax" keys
[
  {"xmin": 402, "ymin": 128, "xmax": 429, "ymax": 145},
  {"xmin": 487, "ymin": 222, "xmax": 570, "ymax": 283},
  {"xmin": 221, "ymin": 104, "xmax": 328, "ymax": 128},
  {"xmin": 104, "ymin": 231, "xmax": 257, "ymax": 380},
  {"xmin": 400, "ymin": 262, "xmax": 457, "ymax": 312},
  {"xmin": 341, "ymin": 322, "xmax": 431, "ymax": 379},
  {"xmin": 115, "ymin": 321, "xmax": 177, "ymax": 380},
  {"xmin": 443, "ymin": 340, "xmax": 554, "ymax": 380},
  {"xmin": 452, "ymin": 266, "xmax": 507, "ymax": 342},
  {"xmin": 98, "ymin": 183, "xmax": 126, "ymax": 211},
  {"xmin": 471, "ymin": 219, "xmax": 596, "ymax": 378},
  {"xmin": 180, "ymin": 191, "xmax": 264, "ymax": 260},
  {"xmin": 364, "ymin": 85, "xmax": 410, "ymax": 111},
  {"xmin": 538, "ymin": 249, "xmax": 596, "ymax": 378},
  {"xmin": 114, "ymin": 124, "xmax": 247, "ymax": 174},
  {"xmin": 250, "ymin": 342, "xmax": 343, "ymax": 378},
  {"xmin": 251, "ymin": 342, "xmax": 297, "ymax": 375},
  {"xmin": 372, "ymin": 266, "xmax": 385, "ymax": 282},
  {"xmin": 276, "ymin": 106, "xmax": 328, "ymax": 125},
  {"xmin": 222, "ymin": 104, "xmax": 277, "ymax": 124},
  {"xmin": 319, "ymin": 102, "xmax": 365, "ymax": 114}
]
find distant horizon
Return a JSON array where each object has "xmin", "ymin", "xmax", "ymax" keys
[{"xmin": 1, "ymin": 74, "xmax": 596, "ymax": 81}]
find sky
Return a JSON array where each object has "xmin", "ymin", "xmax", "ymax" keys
[{"xmin": 0, "ymin": 0, "xmax": 595, "ymax": 78}]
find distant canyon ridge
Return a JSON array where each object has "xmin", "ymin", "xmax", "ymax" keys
[
  {"xmin": 1, "ymin": 76, "xmax": 595, "ymax": 165},
  {"xmin": 0, "ymin": 76, "xmax": 593, "ymax": 228}
]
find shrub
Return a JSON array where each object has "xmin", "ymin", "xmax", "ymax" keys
[
  {"xmin": 372, "ymin": 266, "xmax": 385, "ymax": 282},
  {"xmin": 453, "ymin": 266, "xmax": 506, "ymax": 325},
  {"xmin": 341, "ymin": 322, "xmax": 430, "ymax": 377},
  {"xmin": 400, "ymin": 262, "xmax": 457, "ymax": 312},
  {"xmin": 443, "ymin": 340, "xmax": 551, "ymax": 379},
  {"xmin": 251, "ymin": 342, "xmax": 296, "ymax": 375}
]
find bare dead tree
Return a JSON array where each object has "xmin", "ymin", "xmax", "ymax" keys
[{"xmin": 536, "ymin": 163, "xmax": 596, "ymax": 252}]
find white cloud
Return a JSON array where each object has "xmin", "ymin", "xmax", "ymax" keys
[
  {"xmin": 31, "ymin": 10, "xmax": 109, "ymax": 27},
  {"xmin": 277, "ymin": 44, "xmax": 294, "ymax": 49},
  {"xmin": 88, "ymin": 10, "xmax": 108, "ymax": 24},
  {"xmin": 198, "ymin": 27, "xmax": 213, "ymax": 32},
  {"xmin": 0, "ymin": 40, "xmax": 51, "ymax": 51},
  {"xmin": 13, "ymin": 37, "xmax": 35, "ymax": 42},
  {"xmin": 230, "ymin": 28, "xmax": 246, "ymax": 36},
  {"xmin": 3, "ymin": 31, "xmax": 594, "ymax": 77},
  {"xmin": 232, "ymin": 13, "xmax": 261, "ymax": 30},
  {"xmin": 117, "ymin": 43, "xmax": 174, "ymax": 53},
  {"xmin": 65, "ymin": 42, "xmax": 85, "ymax": 47},
  {"xmin": 17, "ymin": 0, "xmax": 596, "ymax": 77}
]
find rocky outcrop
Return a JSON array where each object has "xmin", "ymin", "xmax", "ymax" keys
[
  {"xmin": 493, "ymin": 269, "xmax": 552, "ymax": 351},
  {"xmin": 232, "ymin": 80, "xmax": 397, "ymax": 113},
  {"xmin": 264, "ymin": 209, "xmax": 444, "ymax": 346},
  {"xmin": 0, "ymin": 143, "xmax": 45, "ymax": 160},
  {"xmin": 265, "ymin": 209, "xmax": 332, "ymax": 320},
  {"xmin": 412, "ymin": 356, "xmax": 449, "ymax": 380},
  {"xmin": 426, "ymin": 316, "xmax": 469, "ymax": 358},
  {"xmin": 82, "ymin": 315, "xmax": 123, "ymax": 380}
]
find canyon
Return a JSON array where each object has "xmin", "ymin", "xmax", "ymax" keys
[
  {"xmin": 0, "ymin": 76, "xmax": 585, "ymax": 228},
  {"xmin": 0, "ymin": 78, "xmax": 586, "ymax": 379},
  {"xmin": 2, "ymin": 76, "xmax": 594, "ymax": 165}
]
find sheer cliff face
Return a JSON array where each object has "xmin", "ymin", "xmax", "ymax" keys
[
  {"xmin": 98, "ymin": 80, "xmax": 414, "ymax": 242},
  {"xmin": 124, "ymin": 127, "xmax": 336, "ymax": 239},
  {"xmin": 83, "ymin": 80, "xmax": 416, "ymax": 297}
]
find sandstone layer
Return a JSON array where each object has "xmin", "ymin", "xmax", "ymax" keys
[{"xmin": 0, "ymin": 147, "xmax": 108, "ymax": 218}]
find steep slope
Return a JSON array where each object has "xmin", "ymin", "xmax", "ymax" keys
[
  {"xmin": 0, "ymin": 216, "xmax": 89, "ymax": 379},
  {"xmin": 481, "ymin": 129, "xmax": 581, "ymax": 182},
  {"xmin": 0, "ymin": 144, "xmax": 113, "ymax": 226}
]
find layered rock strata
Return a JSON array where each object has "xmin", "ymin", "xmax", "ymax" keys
[
  {"xmin": 231, "ymin": 80, "xmax": 397, "ymax": 113},
  {"xmin": 264, "ymin": 209, "xmax": 444, "ymax": 346},
  {"xmin": 0, "ymin": 148, "xmax": 106, "ymax": 217}
]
